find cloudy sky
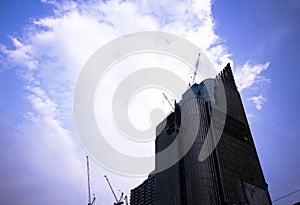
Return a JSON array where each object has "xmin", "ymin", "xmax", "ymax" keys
[{"xmin": 0, "ymin": 0, "xmax": 300, "ymax": 204}]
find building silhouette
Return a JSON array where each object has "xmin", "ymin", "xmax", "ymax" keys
[{"xmin": 130, "ymin": 63, "xmax": 271, "ymax": 205}]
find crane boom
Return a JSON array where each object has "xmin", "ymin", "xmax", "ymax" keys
[
  {"xmin": 118, "ymin": 192, "xmax": 124, "ymax": 202},
  {"xmin": 163, "ymin": 93, "xmax": 175, "ymax": 110},
  {"xmin": 90, "ymin": 196, "xmax": 96, "ymax": 205},
  {"xmin": 191, "ymin": 53, "xmax": 201, "ymax": 85},
  {"xmin": 104, "ymin": 175, "xmax": 119, "ymax": 202}
]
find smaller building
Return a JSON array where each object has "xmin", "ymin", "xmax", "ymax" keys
[{"xmin": 130, "ymin": 171, "xmax": 155, "ymax": 205}]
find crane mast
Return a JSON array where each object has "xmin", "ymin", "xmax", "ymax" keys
[
  {"xmin": 86, "ymin": 156, "xmax": 96, "ymax": 205},
  {"xmin": 124, "ymin": 196, "xmax": 129, "ymax": 205},
  {"xmin": 87, "ymin": 156, "xmax": 91, "ymax": 204}
]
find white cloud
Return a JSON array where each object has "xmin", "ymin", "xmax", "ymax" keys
[
  {"xmin": 0, "ymin": 37, "xmax": 38, "ymax": 70},
  {"xmin": 234, "ymin": 61, "xmax": 270, "ymax": 110},
  {"xmin": 248, "ymin": 95, "xmax": 267, "ymax": 110},
  {"xmin": 19, "ymin": 84, "xmax": 84, "ymax": 180},
  {"xmin": 234, "ymin": 61, "xmax": 270, "ymax": 91}
]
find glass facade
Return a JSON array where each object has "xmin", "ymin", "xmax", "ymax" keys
[{"xmin": 130, "ymin": 172, "xmax": 155, "ymax": 205}]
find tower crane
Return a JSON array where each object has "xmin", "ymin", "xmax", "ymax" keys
[
  {"xmin": 86, "ymin": 156, "xmax": 96, "ymax": 205},
  {"xmin": 163, "ymin": 93, "xmax": 175, "ymax": 110},
  {"xmin": 190, "ymin": 53, "xmax": 201, "ymax": 85},
  {"xmin": 104, "ymin": 175, "xmax": 128, "ymax": 205}
]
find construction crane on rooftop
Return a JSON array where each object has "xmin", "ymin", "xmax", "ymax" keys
[
  {"xmin": 86, "ymin": 156, "xmax": 96, "ymax": 205},
  {"xmin": 190, "ymin": 53, "xmax": 201, "ymax": 85},
  {"xmin": 163, "ymin": 93, "xmax": 175, "ymax": 110},
  {"xmin": 104, "ymin": 175, "xmax": 128, "ymax": 205}
]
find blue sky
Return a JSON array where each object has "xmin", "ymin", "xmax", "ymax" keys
[
  {"xmin": 213, "ymin": 1, "xmax": 300, "ymax": 204},
  {"xmin": 0, "ymin": 0, "xmax": 299, "ymax": 204}
]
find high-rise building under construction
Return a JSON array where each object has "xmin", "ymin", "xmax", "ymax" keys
[{"xmin": 131, "ymin": 63, "xmax": 271, "ymax": 205}]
